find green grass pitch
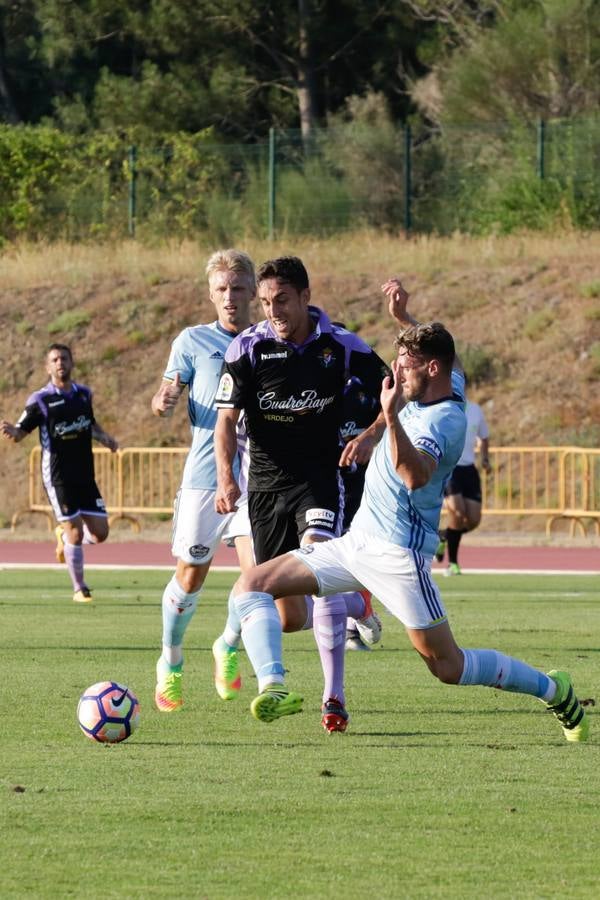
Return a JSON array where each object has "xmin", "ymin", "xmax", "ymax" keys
[{"xmin": 1, "ymin": 568, "xmax": 599, "ymax": 898}]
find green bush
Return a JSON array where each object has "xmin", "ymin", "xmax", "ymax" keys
[
  {"xmin": 580, "ymin": 280, "xmax": 600, "ymax": 298},
  {"xmin": 458, "ymin": 342, "xmax": 496, "ymax": 384},
  {"xmin": 524, "ymin": 308, "xmax": 554, "ymax": 339},
  {"xmin": 48, "ymin": 310, "xmax": 91, "ymax": 334}
]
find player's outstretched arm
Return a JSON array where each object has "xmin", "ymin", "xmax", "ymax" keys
[
  {"xmin": 92, "ymin": 424, "xmax": 119, "ymax": 452},
  {"xmin": 339, "ymin": 411, "xmax": 386, "ymax": 467},
  {"xmin": 151, "ymin": 372, "xmax": 184, "ymax": 418},
  {"xmin": 0, "ymin": 420, "xmax": 26, "ymax": 443},
  {"xmin": 214, "ymin": 407, "xmax": 241, "ymax": 514}
]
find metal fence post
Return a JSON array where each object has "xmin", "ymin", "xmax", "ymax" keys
[
  {"xmin": 268, "ymin": 128, "xmax": 276, "ymax": 240},
  {"xmin": 537, "ymin": 119, "xmax": 545, "ymax": 180},
  {"xmin": 404, "ymin": 124, "xmax": 412, "ymax": 233},
  {"xmin": 128, "ymin": 145, "xmax": 137, "ymax": 237}
]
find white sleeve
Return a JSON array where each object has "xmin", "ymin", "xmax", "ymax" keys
[{"xmin": 475, "ymin": 404, "xmax": 490, "ymax": 440}]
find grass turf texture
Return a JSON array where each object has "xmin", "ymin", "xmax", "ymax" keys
[{"xmin": 1, "ymin": 568, "xmax": 598, "ymax": 899}]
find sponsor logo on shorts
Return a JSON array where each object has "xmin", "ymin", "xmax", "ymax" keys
[
  {"xmin": 305, "ymin": 508, "xmax": 335, "ymax": 527},
  {"xmin": 189, "ymin": 544, "xmax": 210, "ymax": 559},
  {"xmin": 261, "ymin": 352, "xmax": 288, "ymax": 360},
  {"xmin": 216, "ymin": 373, "xmax": 234, "ymax": 402},
  {"xmin": 96, "ymin": 498, "xmax": 106, "ymax": 510}
]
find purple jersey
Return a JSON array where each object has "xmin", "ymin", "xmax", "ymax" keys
[
  {"xmin": 215, "ymin": 307, "xmax": 388, "ymax": 491},
  {"xmin": 17, "ymin": 381, "xmax": 96, "ymax": 486}
]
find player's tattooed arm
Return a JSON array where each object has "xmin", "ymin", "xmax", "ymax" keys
[
  {"xmin": 92, "ymin": 424, "xmax": 119, "ymax": 452},
  {"xmin": 151, "ymin": 372, "xmax": 185, "ymax": 418}
]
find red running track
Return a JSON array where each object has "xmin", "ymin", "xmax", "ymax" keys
[{"xmin": 1, "ymin": 540, "xmax": 598, "ymax": 573}]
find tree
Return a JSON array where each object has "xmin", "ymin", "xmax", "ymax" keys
[
  {"xmin": 409, "ymin": 0, "xmax": 600, "ymax": 126},
  {"xmin": 1, "ymin": 0, "xmax": 431, "ymax": 138}
]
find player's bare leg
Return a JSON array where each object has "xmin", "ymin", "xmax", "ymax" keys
[{"xmin": 405, "ymin": 620, "xmax": 589, "ymax": 742}]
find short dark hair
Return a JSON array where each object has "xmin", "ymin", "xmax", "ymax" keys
[
  {"xmin": 395, "ymin": 322, "xmax": 455, "ymax": 373},
  {"xmin": 47, "ymin": 343, "xmax": 73, "ymax": 361},
  {"xmin": 256, "ymin": 256, "xmax": 309, "ymax": 293}
]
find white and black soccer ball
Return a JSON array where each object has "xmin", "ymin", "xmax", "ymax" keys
[{"xmin": 77, "ymin": 681, "xmax": 140, "ymax": 743}]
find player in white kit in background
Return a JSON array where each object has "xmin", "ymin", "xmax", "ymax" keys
[{"xmin": 435, "ymin": 387, "xmax": 491, "ymax": 575}]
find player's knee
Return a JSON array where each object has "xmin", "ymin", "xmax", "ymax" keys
[
  {"xmin": 177, "ymin": 566, "xmax": 205, "ymax": 594},
  {"xmin": 278, "ymin": 609, "xmax": 304, "ymax": 633},
  {"xmin": 235, "ymin": 571, "xmax": 265, "ymax": 595}
]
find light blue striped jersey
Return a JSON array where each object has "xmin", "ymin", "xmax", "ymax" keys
[
  {"xmin": 164, "ymin": 322, "xmax": 240, "ymax": 490},
  {"xmin": 351, "ymin": 370, "xmax": 466, "ymax": 556}
]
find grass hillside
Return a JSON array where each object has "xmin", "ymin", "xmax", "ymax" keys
[{"xmin": 1, "ymin": 231, "xmax": 599, "ymax": 528}]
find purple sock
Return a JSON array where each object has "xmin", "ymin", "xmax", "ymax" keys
[
  {"xmin": 64, "ymin": 542, "xmax": 86, "ymax": 591},
  {"xmin": 342, "ymin": 591, "xmax": 367, "ymax": 619},
  {"xmin": 313, "ymin": 594, "xmax": 347, "ymax": 705}
]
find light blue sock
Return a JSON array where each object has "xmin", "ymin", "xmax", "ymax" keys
[
  {"xmin": 161, "ymin": 575, "xmax": 200, "ymax": 648},
  {"xmin": 459, "ymin": 647, "xmax": 553, "ymax": 699},
  {"xmin": 234, "ymin": 591, "xmax": 285, "ymax": 691},
  {"xmin": 223, "ymin": 591, "xmax": 242, "ymax": 648}
]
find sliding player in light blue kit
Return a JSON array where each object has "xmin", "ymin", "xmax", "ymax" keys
[{"xmin": 223, "ymin": 278, "xmax": 589, "ymax": 742}]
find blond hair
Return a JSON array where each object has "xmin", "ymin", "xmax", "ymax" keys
[{"xmin": 205, "ymin": 248, "xmax": 255, "ymax": 286}]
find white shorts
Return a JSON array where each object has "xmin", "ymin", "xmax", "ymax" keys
[
  {"xmin": 290, "ymin": 527, "xmax": 447, "ymax": 630},
  {"xmin": 172, "ymin": 488, "xmax": 236, "ymax": 565},
  {"xmin": 221, "ymin": 495, "xmax": 251, "ymax": 546}
]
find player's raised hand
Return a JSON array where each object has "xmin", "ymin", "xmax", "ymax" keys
[
  {"xmin": 380, "ymin": 358, "xmax": 403, "ymax": 422},
  {"xmin": 381, "ymin": 278, "xmax": 411, "ymax": 327},
  {"xmin": 152, "ymin": 372, "xmax": 183, "ymax": 418}
]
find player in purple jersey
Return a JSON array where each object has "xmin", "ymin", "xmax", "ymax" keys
[
  {"xmin": 218, "ymin": 279, "xmax": 590, "ymax": 743},
  {"xmin": 213, "ymin": 256, "xmax": 389, "ymax": 732},
  {"xmin": 1, "ymin": 343, "xmax": 118, "ymax": 602}
]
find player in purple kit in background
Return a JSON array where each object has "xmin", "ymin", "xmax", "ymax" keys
[
  {"xmin": 1, "ymin": 343, "xmax": 118, "ymax": 602},
  {"xmin": 213, "ymin": 256, "xmax": 389, "ymax": 732}
]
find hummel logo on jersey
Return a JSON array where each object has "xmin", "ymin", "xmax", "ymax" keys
[
  {"xmin": 261, "ymin": 352, "xmax": 287, "ymax": 360},
  {"xmin": 210, "ymin": 351, "xmax": 224, "ymax": 359},
  {"xmin": 48, "ymin": 400, "xmax": 65, "ymax": 407}
]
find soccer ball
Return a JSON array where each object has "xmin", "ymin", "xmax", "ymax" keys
[{"xmin": 77, "ymin": 681, "xmax": 140, "ymax": 743}]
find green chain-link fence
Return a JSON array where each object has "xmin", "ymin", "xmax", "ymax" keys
[{"xmin": 2, "ymin": 117, "xmax": 600, "ymax": 242}]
